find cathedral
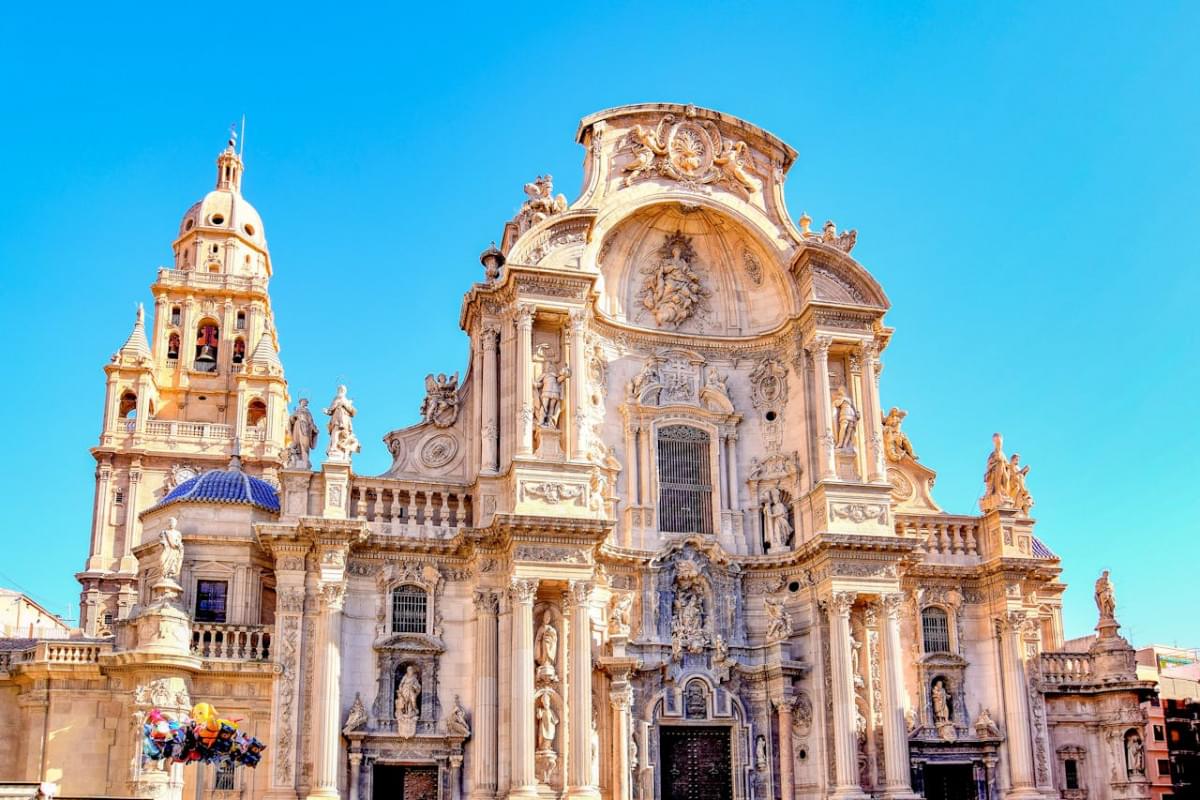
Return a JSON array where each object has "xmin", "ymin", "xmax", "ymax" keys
[{"xmin": 0, "ymin": 104, "xmax": 1156, "ymax": 800}]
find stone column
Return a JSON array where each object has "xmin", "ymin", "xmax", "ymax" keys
[
  {"xmin": 610, "ymin": 681, "xmax": 634, "ymax": 800},
  {"xmin": 265, "ymin": 549, "xmax": 308, "ymax": 800},
  {"xmin": 825, "ymin": 591, "xmax": 867, "ymax": 800},
  {"xmin": 569, "ymin": 310, "xmax": 588, "ymax": 460},
  {"xmin": 509, "ymin": 579, "xmax": 539, "ymax": 798},
  {"xmin": 774, "ymin": 696, "xmax": 797, "ymax": 800},
  {"xmin": 450, "ymin": 755, "xmax": 464, "ymax": 800},
  {"xmin": 473, "ymin": 590, "xmax": 500, "ymax": 799},
  {"xmin": 996, "ymin": 612, "xmax": 1040, "ymax": 800},
  {"xmin": 86, "ymin": 457, "xmax": 113, "ymax": 572},
  {"xmin": 879, "ymin": 594, "xmax": 918, "ymax": 799},
  {"xmin": 808, "ymin": 336, "xmax": 837, "ymax": 480},
  {"xmin": 515, "ymin": 305, "xmax": 535, "ymax": 456},
  {"xmin": 306, "ymin": 581, "xmax": 345, "ymax": 800},
  {"xmin": 119, "ymin": 459, "xmax": 142, "ymax": 573},
  {"xmin": 567, "ymin": 581, "xmax": 598, "ymax": 799},
  {"xmin": 724, "ymin": 434, "xmax": 738, "ymax": 511},
  {"xmin": 857, "ymin": 341, "xmax": 886, "ymax": 483},
  {"xmin": 348, "ymin": 752, "xmax": 362, "ymax": 800},
  {"xmin": 481, "ymin": 327, "xmax": 500, "ymax": 474}
]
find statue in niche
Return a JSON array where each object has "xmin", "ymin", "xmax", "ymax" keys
[
  {"xmin": 882, "ymin": 407, "xmax": 917, "ymax": 462},
  {"xmin": 1094, "ymin": 570, "xmax": 1117, "ymax": 621},
  {"xmin": 533, "ymin": 343, "xmax": 571, "ymax": 428},
  {"xmin": 286, "ymin": 398, "xmax": 318, "ymax": 469},
  {"xmin": 982, "ymin": 432, "xmax": 1012, "ymax": 506},
  {"xmin": 684, "ymin": 682, "xmax": 707, "ymax": 719},
  {"xmin": 764, "ymin": 596, "xmax": 793, "ymax": 643},
  {"xmin": 670, "ymin": 561, "xmax": 709, "ymax": 659},
  {"xmin": 711, "ymin": 634, "xmax": 734, "ymax": 683},
  {"xmin": 755, "ymin": 735, "xmax": 768, "ymax": 771},
  {"xmin": 608, "ymin": 593, "xmax": 633, "ymax": 637},
  {"xmin": 323, "ymin": 385, "xmax": 360, "ymax": 461},
  {"xmin": 536, "ymin": 694, "xmax": 559, "ymax": 750},
  {"xmin": 158, "ymin": 518, "xmax": 183, "ymax": 582},
  {"xmin": 395, "ymin": 665, "xmax": 422, "ymax": 720},
  {"xmin": 420, "ymin": 372, "xmax": 460, "ymax": 428},
  {"xmin": 850, "ymin": 634, "xmax": 863, "ymax": 687},
  {"xmin": 590, "ymin": 716, "xmax": 600, "ymax": 785},
  {"xmin": 343, "ymin": 692, "xmax": 368, "ymax": 734},
  {"xmin": 831, "ymin": 385, "xmax": 859, "ymax": 451},
  {"xmin": 1126, "ymin": 732, "xmax": 1145, "ymax": 775},
  {"xmin": 762, "ymin": 487, "xmax": 792, "ymax": 552},
  {"xmin": 638, "ymin": 232, "xmax": 709, "ymax": 328},
  {"xmin": 1009, "ymin": 453, "xmax": 1033, "ymax": 514},
  {"xmin": 445, "ymin": 695, "xmax": 470, "ymax": 737},
  {"xmin": 704, "ymin": 369, "xmax": 729, "ymax": 396},
  {"xmin": 931, "ymin": 679, "xmax": 951, "ymax": 725},
  {"xmin": 534, "ymin": 612, "xmax": 559, "ymax": 681}
]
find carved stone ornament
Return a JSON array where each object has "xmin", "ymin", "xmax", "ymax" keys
[
  {"xmin": 742, "ymin": 246, "xmax": 763, "ymax": 285},
  {"xmin": 830, "ymin": 502, "xmax": 888, "ymax": 524},
  {"xmin": 623, "ymin": 112, "xmax": 759, "ymax": 193},
  {"xmin": 520, "ymin": 481, "xmax": 586, "ymax": 506},
  {"xmin": 764, "ymin": 595, "xmax": 793, "ymax": 643},
  {"xmin": 749, "ymin": 358, "xmax": 788, "ymax": 409},
  {"xmin": 419, "ymin": 433, "xmax": 459, "ymax": 469},
  {"xmin": 802, "ymin": 220, "xmax": 857, "ymax": 253},
  {"xmin": 512, "ymin": 174, "xmax": 568, "ymax": 235},
  {"xmin": 343, "ymin": 692, "xmax": 368, "ymax": 734},
  {"xmin": 323, "ymin": 384, "xmax": 360, "ymax": 461},
  {"xmin": 882, "ymin": 407, "xmax": 918, "ymax": 462},
  {"xmin": 420, "ymin": 372, "xmax": 461, "ymax": 428},
  {"xmin": 637, "ymin": 232, "xmax": 711, "ymax": 329}
]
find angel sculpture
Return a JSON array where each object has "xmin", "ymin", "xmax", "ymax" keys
[{"xmin": 420, "ymin": 372, "xmax": 460, "ymax": 428}]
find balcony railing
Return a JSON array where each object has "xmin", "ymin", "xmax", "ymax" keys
[
  {"xmin": 350, "ymin": 477, "xmax": 472, "ymax": 538},
  {"xmin": 895, "ymin": 514, "xmax": 982, "ymax": 558},
  {"xmin": 190, "ymin": 624, "xmax": 272, "ymax": 661},
  {"xmin": 157, "ymin": 267, "xmax": 269, "ymax": 294},
  {"xmin": 1, "ymin": 640, "xmax": 112, "ymax": 669},
  {"xmin": 1040, "ymin": 652, "xmax": 1096, "ymax": 685}
]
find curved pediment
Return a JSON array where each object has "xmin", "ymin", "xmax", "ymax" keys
[
  {"xmin": 793, "ymin": 246, "xmax": 889, "ymax": 310},
  {"xmin": 374, "ymin": 632, "xmax": 444, "ymax": 654}
]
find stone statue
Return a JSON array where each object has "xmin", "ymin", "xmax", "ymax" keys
[
  {"xmin": 446, "ymin": 695, "xmax": 470, "ymax": 737},
  {"xmin": 755, "ymin": 734, "xmax": 768, "ymax": 771},
  {"xmin": 532, "ymin": 347, "xmax": 571, "ymax": 428},
  {"xmin": 714, "ymin": 139, "xmax": 757, "ymax": 192},
  {"xmin": 343, "ymin": 692, "xmax": 368, "ymax": 733},
  {"xmin": 764, "ymin": 596, "xmax": 793, "ymax": 643},
  {"xmin": 638, "ymin": 233, "xmax": 709, "ymax": 328},
  {"xmin": 590, "ymin": 715, "xmax": 600, "ymax": 785},
  {"xmin": 158, "ymin": 518, "xmax": 183, "ymax": 582},
  {"xmin": 763, "ymin": 488, "xmax": 793, "ymax": 552},
  {"xmin": 628, "ymin": 357, "xmax": 663, "ymax": 402},
  {"xmin": 514, "ymin": 174, "xmax": 568, "ymax": 233},
  {"xmin": 1095, "ymin": 570, "xmax": 1117, "ymax": 620},
  {"xmin": 904, "ymin": 707, "xmax": 918, "ymax": 734},
  {"xmin": 1126, "ymin": 732, "xmax": 1145, "ymax": 775},
  {"xmin": 608, "ymin": 593, "xmax": 633, "ymax": 636},
  {"xmin": 286, "ymin": 399, "xmax": 318, "ymax": 469},
  {"xmin": 931, "ymin": 680, "xmax": 951, "ymax": 724},
  {"xmin": 536, "ymin": 693, "xmax": 559, "ymax": 750},
  {"xmin": 630, "ymin": 735, "xmax": 638, "ymax": 771},
  {"xmin": 831, "ymin": 385, "xmax": 859, "ymax": 450},
  {"xmin": 982, "ymin": 432, "xmax": 1011, "ymax": 507},
  {"xmin": 323, "ymin": 385, "xmax": 360, "ymax": 461},
  {"xmin": 973, "ymin": 707, "xmax": 1000, "ymax": 738},
  {"xmin": 670, "ymin": 562, "xmax": 709, "ymax": 659},
  {"xmin": 850, "ymin": 634, "xmax": 863, "ymax": 687},
  {"xmin": 395, "ymin": 665, "xmax": 421, "ymax": 720},
  {"xmin": 882, "ymin": 407, "xmax": 917, "ymax": 462},
  {"xmin": 1009, "ymin": 453, "xmax": 1033, "ymax": 514},
  {"xmin": 534, "ymin": 612, "xmax": 559, "ymax": 680},
  {"xmin": 420, "ymin": 372, "xmax": 460, "ymax": 428}
]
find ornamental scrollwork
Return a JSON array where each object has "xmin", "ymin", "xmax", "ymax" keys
[{"xmin": 623, "ymin": 113, "xmax": 759, "ymax": 193}]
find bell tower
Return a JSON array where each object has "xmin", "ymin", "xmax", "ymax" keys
[{"xmin": 76, "ymin": 128, "xmax": 290, "ymax": 635}]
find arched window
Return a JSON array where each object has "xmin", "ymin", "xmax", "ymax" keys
[
  {"xmin": 235, "ymin": 310, "xmax": 246, "ymax": 330},
  {"xmin": 170, "ymin": 306, "xmax": 181, "ymax": 326},
  {"xmin": 118, "ymin": 391, "xmax": 137, "ymax": 419},
  {"xmin": 167, "ymin": 332, "xmax": 180, "ymax": 360},
  {"xmin": 657, "ymin": 425, "xmax": 713, "ymax": 534},
  {"xmin": 246, "ymin": 399, "xmax": 266, "ymax": 427},
  {"xmin": 391, "ymin": 585, "xmax": 427, "ymax": 634},
  {"xmin": 922, "ymin": 607, "xmax": 951, "ymax": 653},
  {"xmin": 232, "ymin": 337, "xmax": 246, "ymax": 364},
  {"xmin": 194, "ymin": 320, "xmax": 219, "ymax": 372}
]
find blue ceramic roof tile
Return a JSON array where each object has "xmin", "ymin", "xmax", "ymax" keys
[
  {"xmin": 154, "ymin": 467, "xmax": 280, "ymax": 514},
  {"xmin": 1031, "ymin": 536, "xmax": 1056, "ymax": 559}
]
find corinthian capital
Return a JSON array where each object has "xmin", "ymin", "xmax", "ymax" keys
[
  {"xmin": 881, "ymin": 593, "xmax": 905, "ymax": 620},
  {"xmin": 515, "ymin": 304, "xmax": 535, "ymax": 330},
  {"xmin": 473, "ymin": 589, "xmax": 500, "ymax": 615},
  {"xmin": 319, "ymin": 581, "xmax": 346, "ymax": 611},
  {"xmin": 807, "ymin": 335, "xmax": 833, "ymax": 359},
  {"xmin": 568, "ymin": 580, "xmax": 593, "ymax": 606},
  {"xmin": 509, "ymin": 577, "xmax": 538, "ymax": 605},
  {"xmin": 826, "ymin": 591, "xmax": 856, "ymax": 618}
]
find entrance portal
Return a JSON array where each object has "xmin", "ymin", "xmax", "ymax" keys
[
  {"xmin": 923, "ymin": 763, "xmax": 977, "ymax": 800},
  {"xmin": 373, "ymin": 764, "xmax": 438, "ymax": 800},
  {"xmin": 659, "ymin": 725, "xmax": 733, "ymax": 800}
]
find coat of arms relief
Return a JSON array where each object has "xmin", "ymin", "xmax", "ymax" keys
[
  {"xmin": 637, "ymin": 231, "xmax": 711, "ymax": 329},
  {"xmin": 623, "ymin": 112, "xmax": 759, "ymax": 193}
]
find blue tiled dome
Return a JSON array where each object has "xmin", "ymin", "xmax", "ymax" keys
[{"xmin": 154, "ymin": 465, "xmax": 280, "ymax": 514}]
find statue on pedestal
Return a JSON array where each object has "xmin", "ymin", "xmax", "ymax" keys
[
  {"xmin": 1095, "ymin": 570, "xmax": 1117, "ymax": 621},
  {"xmin": 536, "ymin": 693, "xmax": 559, "ymax": 750},
  {"xmin": 158, "ymin": 518, "xmax": 183, "ymax": 582},
  {"xmin": 534, "ymin": 612, "xmax": 559, "ymax": 682},
  {"xmin": 286, "ymin": 399, "xmax": 318, "ymax": 469},
  {"xmin": 533, "ymin": 344, "xmax": 571, "ymax": 429},
  {"xmin": 323, "ymin": 385, "xmax": 360, "ymax": 461},
  {"xmin": 882, "ymin": 407, "xmax": 918, "ymax": 462},
  {"xmin": 445, "ymin": 695, "xmax": 470, "ymax": 737},
  {"xmin": 831, "ymin": 385, "xmax": 859, "ymax": 451},
  {"xmin": 762, "ymin": 488, "xmax": 793, "ymax": 552},
  {"xmin": 395, "ymin": 665, "xmax": 421, "ymax": 738}
]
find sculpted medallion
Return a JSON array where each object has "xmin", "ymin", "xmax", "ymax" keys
[
  {"xmin": 638, "ymin": 232, "xmax": 710, "ymax": 329},
  {"xmin": 623, "ymin": 113, "xmax": 758, "ymax": 192}
]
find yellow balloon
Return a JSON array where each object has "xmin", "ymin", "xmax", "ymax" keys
[{"xmin": 191, "ymin": 702, "xmax": 217, "ymax": 726}]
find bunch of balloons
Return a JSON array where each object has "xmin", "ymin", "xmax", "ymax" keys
[{"xmin": 142, "ymin": 702, "xmax": 266, "ymax": 768}]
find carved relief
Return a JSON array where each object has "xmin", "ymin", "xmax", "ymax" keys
[
  {"xmin": 637, "ymin": 232, "xmax": 711, "ymax": 329},
  {"xmin": 520, "ymin": 482, "xmax": 586, "ymax": 506},
  {"xmin": 419, "ymin": 433, "xmax": 459, "ymax": 469},
  {"xmin": 830, "ymin": 503, "xmax": 889, "ymax": 524},
  {"xmin": 741, "ymin": 247, "xmax": 763, "ymax": 285},
  {"xmin": 749, "ymin": 358, "xmax": 788, "ymax": 409},
  {"xmin": 512, "ymin": 174, "xmax": 567, "ymax": 235},
  {"xmin": 420, "ymin": 373, "xmax": 460, "ymax": 428},
  {"xmin": 623, "ymin": 113, "xmax": 759, "ymax": 193}
]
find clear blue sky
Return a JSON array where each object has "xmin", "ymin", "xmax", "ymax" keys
[{"xmin": 1, "ymin": 3, "xmax": 1196, "ymax": 646}]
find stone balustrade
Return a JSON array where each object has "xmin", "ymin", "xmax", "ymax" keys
[
  {"xmin": 895, "ymin": 514, "xmax": 981, "ymax": 558},
  {"xmin": 2, "ymin": 640, "xmax": 111, "ymax": 669},
  {"xmin": 157, "ymin": 267, "xmax": 269, "ymax": 295},
  {"xmin": 191, "ymin": 624, "xmax": 272, "ymax": 661},
  {"xmin": 109, "ymin": 420, "xmax": 267, "ymax": 443},
  {"xmin": 1039, "ymin": 652, "xmax": 1096, "ymax": 686},
  {"xmin": 350, "ymin": 477, "xmax": 472, "ymax": 537}
]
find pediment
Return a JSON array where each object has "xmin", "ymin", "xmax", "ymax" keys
[{"xmin": 374, "ymin": 633, "xmax": 444, "ymax": 654}]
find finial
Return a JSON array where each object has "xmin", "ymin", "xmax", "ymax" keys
[
  {"xmin": 227, "ymin": 122, "xmax": 238, "ymax": 151},
  {"xmin": 798, "ymin": 212, "xmax": 812, "ymax": 235},
  {"xmin": 229, "ymin": 439, "xmax": 243, "ymax": 471},
  {"xmin": 136, "ymin": 303, "xmax": 144, "ymax": 324}
]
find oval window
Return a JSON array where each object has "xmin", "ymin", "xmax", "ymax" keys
[
  {"xmin": 184, "ymin": 219, "xmax": 194, "ymax": 231},
  {"xmin": 243, "ymin": 223, "xmax": 256, "ymax": 236},
  {"xmin": 210, "ymin": 213, "xmax": 225, "ymax": 226}
]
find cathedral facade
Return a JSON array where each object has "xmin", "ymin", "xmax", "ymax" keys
[{"xmin": 0, "ymin": 104, "xmax": 1155, "ymax": 800}]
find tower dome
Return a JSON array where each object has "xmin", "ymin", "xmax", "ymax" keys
[{"xmin": 150, "ymin": 461, "xmax": 280, "ymax": 515}]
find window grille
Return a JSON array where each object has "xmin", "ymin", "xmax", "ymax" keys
[
  {"xmin": 1064, "ymin": 759, "xmax": 1079, "ymax": 790},
  {"xmin": 921, "ymin": 607, "xmax": 951, "ymax": 653},
  {"xmin": 195, "ymin": 580, "xmax": 228, "ymax": 623},
  {"xmin": 656, "ymin": 425, "xmax": 713, "ymax": 535},
  {"xmin": 391, "ymin": 585, "xmax": 427, "ymax": 634},
  {"xmin": 214, "ymin": 761, "xmax": 236, "ymax": 791}
]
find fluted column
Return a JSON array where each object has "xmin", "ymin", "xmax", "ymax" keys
[
  {"xmin": 473, "ymin": 590, "xmax": 500, "ymax": 799},
  {"xmin": 509, "ymin": 579, "xmax": 539, "ymax": 798},
  {"xmin": 879, "ymin": 594, "xmax": 918, "ymax": 799},
  {"xmin": 611, "ymin": 682, "xmax": 634, "ymax": 800},
  {"xmin": 774, "ymin": 696, "xmax": 796, "ymax": 800},
  {"xmin": 347, "ymin": 753, "xmax": 362, "ymax": 800},
  {"xmin": 567, "ymin": 581, "xmax": 598, "ymax": 799},
  {"xmin": 997, "ymin": 612, "xmax": 1040, "ymax": 800},
  {"xmin": 515, "ymin": 306, "xmax": 535, "ymax": 456},
  {"xmin": 307, "ymin": 582, "xmax": 345, "ymax": 800},
  {"xmin": 87, "ymin": 457, "xmax": 113, "ymax": 571},
  {"xmin": 858, "ymin": 341, "xmax": 886, "ymax": 483},
  {"xmin": 825, "ymin": 591, "xmax": 867, "ymax": 800},
  {"xmin": 808, "ymin": 336, "xmax": 837, "ymax": 480},
  {"xmin": 481, "ymin": 327, "xmax": 500, "ymax": 473},
  {"xmin": 568, "ymin": 310, "xmax": 587, "ymax": 460},
  {"xmin": 724, "ymin": 434, "xmax": 739, "ymax": 511},
  {"xmin": 119, "ymin": 460, "xmax": 142, "ymax": 573}
]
